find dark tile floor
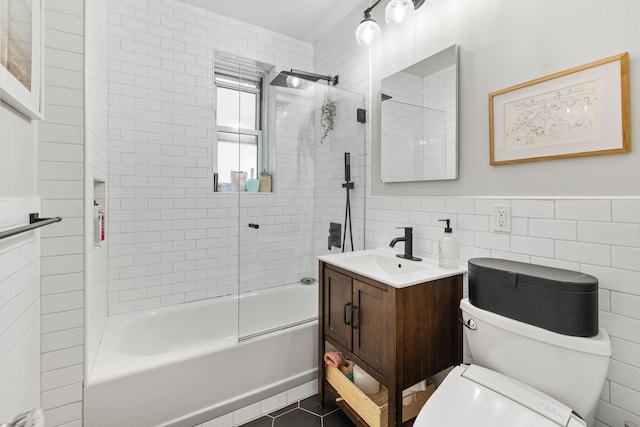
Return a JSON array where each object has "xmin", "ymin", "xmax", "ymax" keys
[{"xmin": 238, "ymin": 394, "xmax": 356, "ymax": 427}]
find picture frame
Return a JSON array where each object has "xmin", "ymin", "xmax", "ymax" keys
[
  {"xmin": 489, "ymin": 52, "xmax": 630, "ymax": 165},
  {"xmin": 0, "ymin": 0, "xmax": 43, "ymax": 119}
]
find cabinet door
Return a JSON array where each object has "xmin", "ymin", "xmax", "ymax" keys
[
  {"xmin": 352, "ymin": 280, "xmax": 387, "ymax": 374},
  {"xmin": 324, "ymin": 269, "xmax": 353, "ymax": 350}
]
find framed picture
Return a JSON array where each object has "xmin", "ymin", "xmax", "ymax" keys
[
  {"xmin": 489, "ymin": 52, "xmax": 630, "ymax": 165},
  {"xmin": 0, "ymin": 0, "xmax": 43, "ymax": 119}
]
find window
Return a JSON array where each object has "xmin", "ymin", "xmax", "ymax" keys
[{"xmin": 214, "ymin": 69, "xmax": 264, "ymax": 192}]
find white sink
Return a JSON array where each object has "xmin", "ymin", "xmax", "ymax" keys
[
  {"xmin": 342, "ymin": 253, "xmax": 428, "ymax": 276},
  {"xmin": 318, "ymin": 247, "xmax": 466, "ymax": 288}
]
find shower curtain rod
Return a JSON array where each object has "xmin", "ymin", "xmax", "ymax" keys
[{"xmin": 0, "ymin": 213, "xmax": 62, "ymax": 240}]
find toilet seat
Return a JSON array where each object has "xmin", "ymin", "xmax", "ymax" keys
[{"xmin": 414, "ymin": 365, "xmax": 586, "ymax": 427}]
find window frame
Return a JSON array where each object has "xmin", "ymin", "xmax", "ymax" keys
[{"xmin": 213, "ymin": 67, "xmax": 266, "ymax": 191}]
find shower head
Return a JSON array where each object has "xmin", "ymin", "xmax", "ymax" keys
[
  {"xmin": 381, "ymin": 93, "xmax": 393, "ymax": 101},
  {"xmin": 270, "ymin": 69, "xmax": 339, "ymax": 88}
]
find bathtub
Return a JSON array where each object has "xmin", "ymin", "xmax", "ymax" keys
[{"xmin": 84, "ymin": 283, "xmax": 318, "ymax": 427}]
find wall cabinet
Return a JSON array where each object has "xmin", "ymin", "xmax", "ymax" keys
[{"xmin": 318, "ymin": 261, "xmax": 463, "ymax": 427}]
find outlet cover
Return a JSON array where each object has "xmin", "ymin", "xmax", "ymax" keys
[{"xmin": 492, "ymin": 205, "xmax": 512, "ymax": 232}]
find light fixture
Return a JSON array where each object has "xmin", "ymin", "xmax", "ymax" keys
[
  {"xmin": 385, "ymin": 0, "xmax": 414, "ymax": 27},
  {"xmin": 355, "ymin": 0, "xmax": 426, "ymax": 47},
  {"xmin": 355, "ymin": 0, "xmax": 382, "ymax": 47}
]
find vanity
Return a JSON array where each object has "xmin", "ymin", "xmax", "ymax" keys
[{"xmin": 317, "ymin": 248, "xmax": 465, "ymax": 427}]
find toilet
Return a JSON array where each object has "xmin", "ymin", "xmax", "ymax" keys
[{"xmin": 415, "ymin": 259, "xmax": 612, "ymax": 427}]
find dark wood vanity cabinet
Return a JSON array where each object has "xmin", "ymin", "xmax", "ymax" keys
[
  {"xmin": 324, "ymin": 268, "xmax": 391, "ymax": 374},
  {"xmin": 318, "ymin": 261, "xmax": 463, "ymax": 427}
]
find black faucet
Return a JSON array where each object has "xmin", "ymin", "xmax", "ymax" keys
[{"xmin": 389, "ymin": 227, "xmax": 422, "ymax": 261}]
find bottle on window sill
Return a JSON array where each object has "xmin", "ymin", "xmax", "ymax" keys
[
  {"xmin": 231, "ymin": 170, "xmax": 247, "ymax": 192},
  {"xmin": 246, "ymin": 168, "xmax": 260, "ymax": 192},
  {"xmin": 259, "ymin": 170, "xmax": 272, "ymax": 193}
]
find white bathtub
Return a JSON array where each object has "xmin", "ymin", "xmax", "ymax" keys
[{"xmin": 84, "ymin": 283, "xmax": 318, "ymax": 427}]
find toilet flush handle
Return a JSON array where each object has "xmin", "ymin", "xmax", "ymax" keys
[{"xmin": 460, "ymin": 318, "xmax": 477, "ymax": 330}]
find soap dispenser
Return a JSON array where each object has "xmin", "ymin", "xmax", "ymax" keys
[
  {"xmin": 438, "ymin": 219, "xmax": 458, "ymax": 268},
  {"xmin": 246, "ymin": 168, "xmax": 260, "ymax": 192}
]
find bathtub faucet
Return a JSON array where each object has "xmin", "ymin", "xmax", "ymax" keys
[{"xmin": 389, "ymin": 227, "xmax": 421, "ymax": 261}]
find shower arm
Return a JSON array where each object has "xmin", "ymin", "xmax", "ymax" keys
[{"xmin": 290, "ymin": 69, "xmax": 339, "ymax": 86}]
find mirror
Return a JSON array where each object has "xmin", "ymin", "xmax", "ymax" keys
[{"xmin": 381, "ymin": 44, "xmax": 459, "ymax": 182}]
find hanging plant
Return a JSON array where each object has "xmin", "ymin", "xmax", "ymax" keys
[{"xmin": 320, "ymin": 89, "xmax": 336, "ymax": 144}]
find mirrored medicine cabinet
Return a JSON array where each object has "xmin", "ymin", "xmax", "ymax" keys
[{"xmin": 381, "ymin": 44, "xmax": 459, "ymax": 183}]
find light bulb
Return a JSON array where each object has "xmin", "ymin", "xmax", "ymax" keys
[
  {"xmin": 385, "ymin": 0, "xmax": 415, "ymax": 27},
  {"xmin": 355, "ymin": 18, "xmax": 381, "ymax": 47}
]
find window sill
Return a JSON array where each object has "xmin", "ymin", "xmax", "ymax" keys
[{"xmin": 212, "ymin": 191, "xmax": 275, "ymax": 195}]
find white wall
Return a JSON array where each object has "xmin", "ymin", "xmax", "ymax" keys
[
  {"xmin": 85, "ymin": 0, "xmax": 110, "ymax": 381},
  {"xmin": 0, "ymin": 106, "xmax": 37, "ymax": 196},
  {"xmin": 0, "ymin": 2, "xmax": 85, "ymax": 425},
  {"xmin": 0, "ymin": 199, "xmax": 41, "ymax": 425},
  {"xmin": 371, "ymin": 0, "xmax": 640, "ymax": 197},
  {"xmin": 313, "ymin": 3, "xmax": 370, "ymax": 261},
  {"xmin": 38, "ymin": 1, "xmax": 86, "ymax": 425},
  {"xmin": 106, "ymin": 0, "xmax": 316, "ymax": 314},
  {"xmin": 314, "ymin": 0, "xmax": 640, "ymax": 426},
  {"xmin": 0, "ymin": 11, "xmax": 41, "ymax": 426},
  {"xmin": 311, "ymin": 85, "xmax": 367, "ymax": 262}
]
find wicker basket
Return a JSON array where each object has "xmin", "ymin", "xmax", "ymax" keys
[{"xmin": 326, "ymin": 364, "xmax": 434, "ymax": 427}]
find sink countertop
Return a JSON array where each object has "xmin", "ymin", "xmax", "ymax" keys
[{"xmin": 318, "ymin": 247, "xmax": 467, "ymax": 288}]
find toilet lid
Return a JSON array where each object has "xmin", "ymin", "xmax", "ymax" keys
[{"xmin": 414, "ymin": 365, "xmax": 586, "ymax": 427}]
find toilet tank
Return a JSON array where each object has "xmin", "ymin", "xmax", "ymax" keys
[{"xmin": 462, "ymin": 259, "xmax": 611, "ymax": 427}]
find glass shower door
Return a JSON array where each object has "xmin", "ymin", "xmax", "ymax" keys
[
  {"xmin": 238, "ymin": 74, "xmax": 366, "ymax": 340},
  {"xmin": 237, "ymin": 71, "xmax": 316, "ymax": 339}
]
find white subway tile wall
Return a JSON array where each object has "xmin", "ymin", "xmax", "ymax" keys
[
  {"xmin": 194, "ymin": 379, "xmax": 317, "ymax": 427},
  {"xmin": 38, "ymin": 1, "xmax": 86, "ymax": 426},
  {"xmin": 106, "ymin": 0, "xmax": 316, "ymax": 314},
  {"xmin": 312, "ymin": 2, "xmax": 369, "ymax": 267},
  {"xmin": 311, "ymin": 87, "xmax": 366, "ymax": 267},
  {"xmin": 85, "ymin": 0, "xmax": 110, "ymax": 381},
  {"xmin": 0, "ymin": 200, "xmax": 41, "ymax": 425}
]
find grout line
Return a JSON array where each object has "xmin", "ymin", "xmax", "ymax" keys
[
  {"xmin": 269, "ymin": 405, "xmax": 299, "ymax": 419},
  {"xmin": 297, "ymin": 406, "xmax": 324, "ymax": 418}
]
